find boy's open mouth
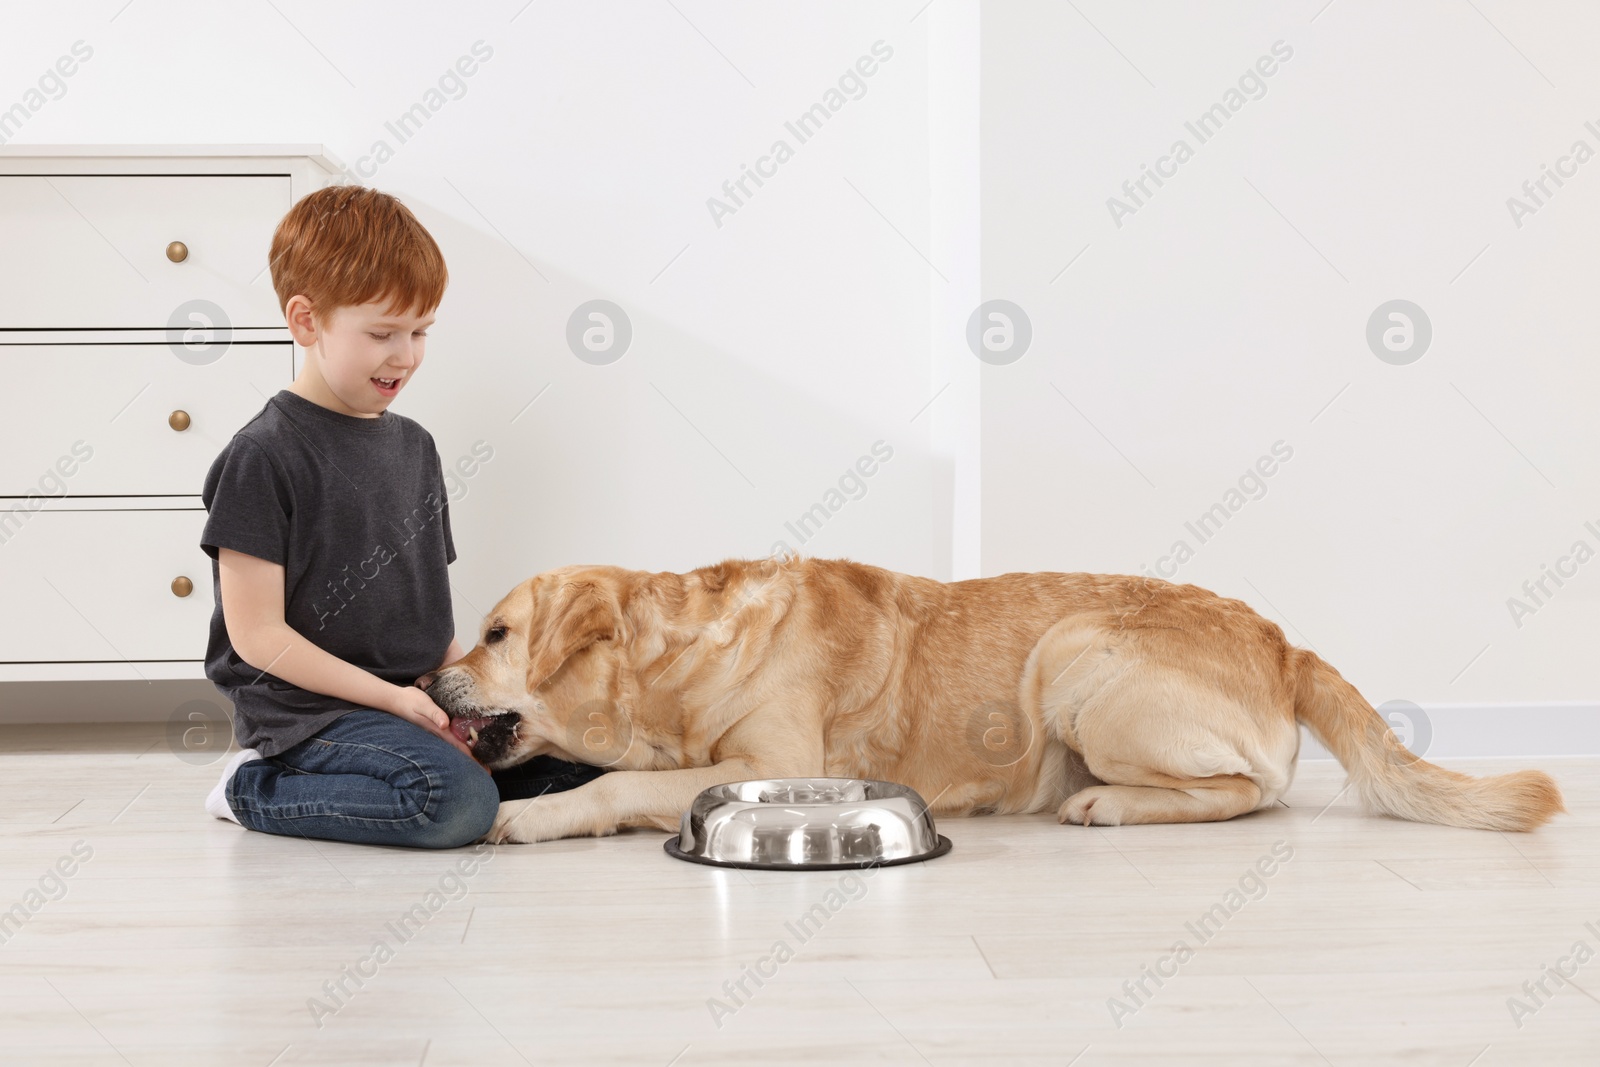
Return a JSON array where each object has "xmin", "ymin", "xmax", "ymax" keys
[{"xmin": 372, "ymin": 376, "xmax": 402, "ymax": 396}]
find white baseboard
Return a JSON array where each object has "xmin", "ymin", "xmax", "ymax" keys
[{"xmin": 1298, "ymin": 702, "xmax": 1600, "ymax": 760}]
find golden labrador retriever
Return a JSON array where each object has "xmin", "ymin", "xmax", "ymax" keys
[{"xmin": 417, "ymin": 556, "xmax": 1564, "ymax": 845}]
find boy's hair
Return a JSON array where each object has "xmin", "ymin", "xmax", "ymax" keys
[{"xmin": 268, "ymin": 184, "xmax": 447, "ymax": 319}]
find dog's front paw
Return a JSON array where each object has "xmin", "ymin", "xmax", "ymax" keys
[
  {"xmin": 477, "ymin": 789, "xmax": 617, "ymax": 844},
  {"xmin": 481, "ymin": 799, "xmax": 551, "ymax": 844}
]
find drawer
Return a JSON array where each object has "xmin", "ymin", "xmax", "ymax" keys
[
  {"xmin": 0, "ymin": 174, "xmax": 291, "ymax": 329},
  {"xmin": 0, "ymin": 342, "xmax": 292, "ymax": 496},
  {"xmin": 0, "ymin": 508, "xmax": 211, "ymax": 663}
]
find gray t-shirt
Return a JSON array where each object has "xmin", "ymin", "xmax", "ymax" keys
[{"xmin": 199, "ymin": 388, "xmax": 457, "ymax": 758}]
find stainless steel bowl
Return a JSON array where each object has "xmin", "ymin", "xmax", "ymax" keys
[{"xmin": 664, "ymin": 777, "xmax": 953, "ymax": 870}]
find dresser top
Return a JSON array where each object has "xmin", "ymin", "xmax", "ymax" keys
[{"xmin": 0, "ymin": 144, "xmax": 337, "ymax": 161}]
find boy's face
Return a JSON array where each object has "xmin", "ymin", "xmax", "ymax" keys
[{"xmin": 287, "ymin": 296, "xmax": 436, "ymax": 417}]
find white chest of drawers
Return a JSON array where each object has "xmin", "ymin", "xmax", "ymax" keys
[{"xmin": 0, "ymin": 146, "xmax": 340, "ymax": 682}]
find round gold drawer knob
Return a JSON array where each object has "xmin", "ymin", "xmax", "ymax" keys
[
  {"xmin": 166, "ymin": 241, "xmax": 189, "ymax": 263},
  {"xmin": 169, "ymin": 410, "xmax": 191, "ymax": 432},
  {"xmin": 171, "ymin": 576, "xmax": 194, "ymax": 598}
]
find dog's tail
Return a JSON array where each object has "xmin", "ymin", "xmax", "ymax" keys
[{"xmin": 1291, "ymin": 648, "xmax": 1564, "ymax": 831}]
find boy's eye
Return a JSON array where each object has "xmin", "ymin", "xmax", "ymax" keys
[
  {"xmin": 485, "ymin": 626, "xmax": 508, "ymax": 644},
  {"xmin": 368, "ymin": 332, "xmax": 392, "ymax": 341}
]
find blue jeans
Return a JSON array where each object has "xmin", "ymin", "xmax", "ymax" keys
[{"xmin": 226, "ymin": 709, "xmax": 607, "ymax": 849}]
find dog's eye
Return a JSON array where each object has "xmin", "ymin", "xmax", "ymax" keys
[{"xmin": 485, "ymin": 626, "xmax": 508, "ymax": 644}]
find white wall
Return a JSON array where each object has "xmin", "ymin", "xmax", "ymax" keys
[
  {"xmin": 5, "ymin": 1, "xmax": 1595, "ymax": 746},
  {"xmin": 978, "ymin": 2, "xmax": 1600, "ymax": 721},
  {"xmin": 3, "ymin": 0, "xmax": 951, "ymax": 621}
]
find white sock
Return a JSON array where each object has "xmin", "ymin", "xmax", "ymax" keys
[{"xmin": 204, "ymin": 747, "xmax": 263, "ymax": 825}]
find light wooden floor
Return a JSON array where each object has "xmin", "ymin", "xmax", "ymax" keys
[{"xmin": 1, "ymin": 723, "xmax": 1597, "ymax": 1066}]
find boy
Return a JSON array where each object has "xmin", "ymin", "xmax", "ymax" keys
[{"xmin": 198, "ymin": 184, "xmax": 601, "ymax": 848}]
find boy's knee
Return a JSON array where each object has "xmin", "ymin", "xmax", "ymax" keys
[{"xmin": 411, "ymin": 764, "xmax": 500, "ymax": 849}]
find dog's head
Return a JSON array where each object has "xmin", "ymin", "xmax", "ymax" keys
[{"xmin": 420, "ymin": 566, "xmax": 637, "ymax": 770}]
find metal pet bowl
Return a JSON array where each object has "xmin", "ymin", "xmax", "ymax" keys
[{"xmin": 664, "ymin": 777, "xmax": 953, "ymax": 871}]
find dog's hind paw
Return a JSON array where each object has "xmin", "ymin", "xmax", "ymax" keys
[{"xmin": 1059, "ymin": 787, "xmax": 1122, "ymax": 827}]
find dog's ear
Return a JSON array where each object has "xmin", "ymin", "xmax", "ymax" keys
[{"xmin": 525, "ymin": 581, "xmax": 618, "ymax": 692}]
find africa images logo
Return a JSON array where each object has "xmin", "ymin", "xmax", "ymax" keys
[
  {"xmin": 310, "ymin": 489, "xmax": 449, "ymax": 630},
  {"xmin": 705, "ymin": 40, "xmax": 895, "ymax": 229},
  {"xmin": 1106, "ymin": 40, "xmax": 1294, "ymax": 228}
]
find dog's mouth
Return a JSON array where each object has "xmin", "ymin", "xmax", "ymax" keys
[
  {"xmin": 450, "ymin": 715, "xmax": 494, "ymax": 747},
  {"xmin": 448, "ymin": 711, "xmax": 519, "ymax": 760}
]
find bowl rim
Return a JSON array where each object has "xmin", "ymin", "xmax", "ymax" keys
[{"xmin": 696, "ymin": 776, "xmax": 929, "ymax": 812}]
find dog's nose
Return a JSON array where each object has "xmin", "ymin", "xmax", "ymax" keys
[{"xmin": 415, "ymin": 671, "xmax": 436, "ymax": 691}]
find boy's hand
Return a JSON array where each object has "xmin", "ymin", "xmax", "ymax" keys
[{"xmin": 387, "ymin": 685, "xmax": 490, "ymax": 772}]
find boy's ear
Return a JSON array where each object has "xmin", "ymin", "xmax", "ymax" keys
[{"xmin": 524, "ymin": 582, "xmax": 617, "ymax": 693}]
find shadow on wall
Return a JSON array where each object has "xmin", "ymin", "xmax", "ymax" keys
[{"xmin": 396, "ymin": 198, "xmax": 950, "ymax": 599}]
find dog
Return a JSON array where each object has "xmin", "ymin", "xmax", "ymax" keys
[{"xmin": 416, "ymin": 556, "xmax": 1564, "ymax": 845}]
